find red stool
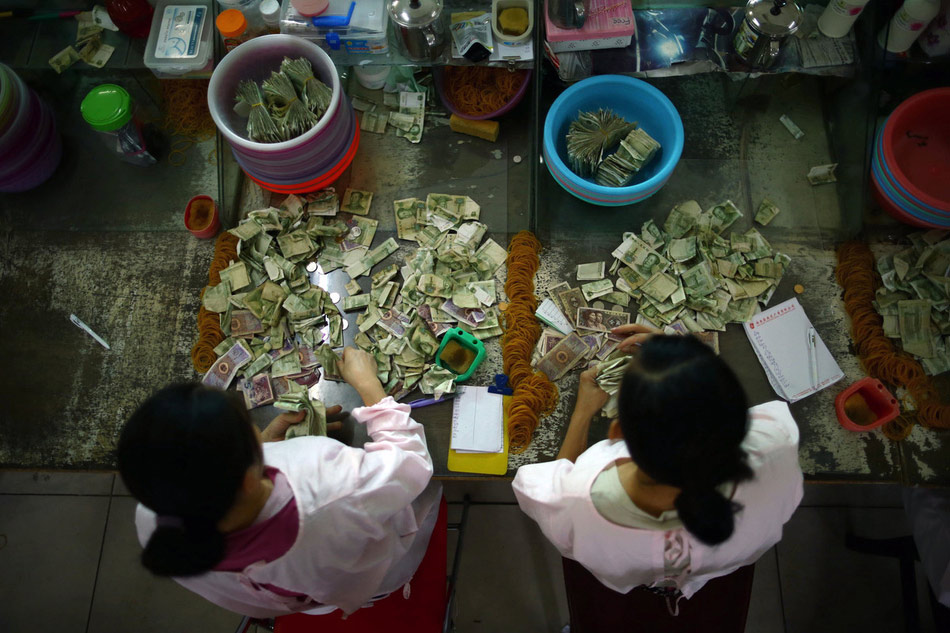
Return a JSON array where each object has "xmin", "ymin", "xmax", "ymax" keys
[
  {"xmin": 265, "ymin": 495, "xmax": 468, "ymax": 633},
  {"xmin": 562, "ymin": 557, "xmax": 755, "ymax": 633}
]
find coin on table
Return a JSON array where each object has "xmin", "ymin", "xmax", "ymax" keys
[
  {"xmin": 330, "ymin": 292, "xmax": 341, "ymax": 303},
  {"xmin": 498, "ymin": 301, "xmax": 509, "ymax": 311},
  {"xmin": 349, "ymin": 226, "xmax": 362, "ymax": 238},
  {"xmin": 592, "ymin": 301, "xmax": 605, "ymax": 310},
  {"xmin": 306, "ymin": 262, "xmax": 318, "ymax": 273},
  {"xmin": 794, "ymin": 284, "xmax": 804, "ymax": 294}
]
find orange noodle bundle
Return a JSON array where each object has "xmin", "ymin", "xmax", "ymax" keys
[
  {"xmin": 191, "ymin": 232, "xmax": 241, "ymax": 373},
  {"xmin": 502, "ymin": 231, "xmax": 559, "ymax": 452},
  {"xmin": 443, "ymin": 66, "xmax": 528, "ymax": 117},
  {"xmin": 835, "ymin": 242, "xmax": 950, "ymax": 440}
]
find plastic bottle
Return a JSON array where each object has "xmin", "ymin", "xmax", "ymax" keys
[
  {"xmin": 106, "ymin": 0, "xmax": 155, "ymax": 38},
  {"xmin": 217, "ymin": 9, "xmax": 254, "ymax": 51},
  {"xmin": 260, "ymin": 0, "xmax": 282, "ymax": 33},
  {"xmin": 80, "ymin": 84, "xmax": 156, "ymax": 166},
  {"xmin": 217, "ymin": 0, "xmax": 267, "ymax": 33},
  {"xmin": 878, "ymin": 0, "xmax": 941, "ymax": 52},
  {"xmin": 818, "ymin": 0, "xmax": 871, "ymax": 38}
]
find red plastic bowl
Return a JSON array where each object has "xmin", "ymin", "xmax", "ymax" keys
[
  {"xmin": 870, "ymin": 173, "xmax": 944, "ymax": 229},
  {"xmin": 243, "ymin": 125, "xmax": 360, "ymax": 194},
  {"xmin": 835, "ymin": 377, "xmax": 900, "ymax": 432},
  {"xmin": 881, "ymin": 88, "xmax": 950, "ymax": 213},
  {"xmin": 434, "ymin": 68, "xmax": 532, "ymax": 121}
]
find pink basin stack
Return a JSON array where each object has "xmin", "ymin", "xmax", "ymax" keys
[
  {"xmin": 208, "ymin": 35, "xmax": 359, "ymax": 194},
  {"xmin": 0, "ymin": 63, "xmax": 62, "ymax": 193}
]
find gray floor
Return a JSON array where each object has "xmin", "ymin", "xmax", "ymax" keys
[{"xmin": 0, "ymin": 473, "xmax": 938, "ymax": 633}]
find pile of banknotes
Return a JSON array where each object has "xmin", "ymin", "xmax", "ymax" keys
[
  {"xmin": 198, "ymin": 188, "xmax": 508, "ymax": 423},
  {"xmin": 564, "ymin": 108, "xmax": 661, "ymax": 187},
  {"xmin": 526, "ymin": 198, "xmax": 788, "ymax": 388},
  {"xmin": 874, "ymin": 230, "xmax": 950, "ymax": 375}
]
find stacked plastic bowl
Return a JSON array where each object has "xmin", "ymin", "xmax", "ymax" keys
[
  {"xmin": 0, "ymin": 63, "xmax": 62, "ymax": 192},
  {"xmin": 870, "ymin": 88, "xmax": 950, "ymax": 229},
  {"xmin": 208, "ymin": 35, "xmax": 358, "ymax": 194},
  {"xmin": 542, "ymin": 75, "xmax": 684, "ymax": 207}
]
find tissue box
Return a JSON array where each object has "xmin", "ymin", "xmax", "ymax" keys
[{"xmin": 544, "ymin": 0, "xmax": 636, "ymax": 52}]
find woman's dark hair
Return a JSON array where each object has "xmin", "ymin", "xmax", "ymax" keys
[
  {"xmin": 117, "ymin": 383, "xmax": 262, "ymax": 577},
  {"xmin": 618, "ymin": 335, "xmax": 753, "ymax": 546}
]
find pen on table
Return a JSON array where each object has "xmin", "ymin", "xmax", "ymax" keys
[
  {"xmin": 806, "ymin": 326, "xmax": 818, "ymax": 389},
  {"xmin": 0, "ymin": 10, "xmax": 82, "ymax": 19},
  {"xmin": 408, "ymin": 394, "xmax": 456, "ymax": 409},
  {"xmin": 69, "ymin": 314, "xmax": 111, "ymax": 350}
]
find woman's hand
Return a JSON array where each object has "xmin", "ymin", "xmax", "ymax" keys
[
  {"xmin": 612, "ymin": 323, "xmax": 662, "ymax": 354},
  {"xmin": 337, "ymin": 348, "xmax": 387, "ymax": 406},
  {"xmin": 261, "ymin": 405, "xmax": 347, "ymax": 442},
  {"xmin": 261, "ymin": 410, "xmax": 304, "ymax": 442},
  {"xmin": 573, "ymin": 367, "xmax": 609, "ymax": 421}
]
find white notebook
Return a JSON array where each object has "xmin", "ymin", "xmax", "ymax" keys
[
  {"xmin": 451, "ymin": 386, "xmax": 504, "ymax": 454},
  {"xmin": 535, "ymin": 298, "xmax": 574, "ymax": 335},
  {"xmin": 743, "ymin": 298, "xmax": 843, "ymax": 403}
]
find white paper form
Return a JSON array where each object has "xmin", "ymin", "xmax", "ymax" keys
[
  {"xmin": 743, "ymin": 297, "xmax": 844, "ymax": 403},
  {"xmin": 535, "ymin": 297, "xmax": 574, "ymax": 335},
  {"xmin": 451, "ymin": 386, "xmax": 504, "ymax": 453}
]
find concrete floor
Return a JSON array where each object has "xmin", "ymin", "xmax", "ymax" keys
[{"xmin": 0, "ymin": 473, "xmax": 939, "ymax": 633}]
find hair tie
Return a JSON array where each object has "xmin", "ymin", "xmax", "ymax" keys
[{"xmin": 156, "ymin": 514, "xmax": 184, "ymax": 529}]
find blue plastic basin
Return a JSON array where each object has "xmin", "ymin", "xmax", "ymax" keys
[{"xmin": 542, "ymin": 75, "xmax": 684, "ymax": 207}]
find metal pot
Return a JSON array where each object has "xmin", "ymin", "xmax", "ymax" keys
[
  {"xmin": 548, "ymin": 0, "xmax": 589, "ymax": 30},
  {"xmin": 733, "ymin": 0, "xmax": 802, "ymax": 68},
  {"xmin": 388, "ymin": 0, "xmax": 447, "ymax": 62}
]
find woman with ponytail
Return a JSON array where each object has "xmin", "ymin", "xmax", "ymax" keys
[
  {"xmin": 119, "ymin": 348, "xmax": 440, "ymax": 618},
  {"xmin": 513, "ymin": 325, "xmax": 802, "ymax": 606}
]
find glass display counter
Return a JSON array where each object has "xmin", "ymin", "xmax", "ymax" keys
[{"xmin": 1, "ymin": 1, "xmax": 946, "ymax": 486}]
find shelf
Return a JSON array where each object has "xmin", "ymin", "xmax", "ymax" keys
[{"xmin": 577, "ymin": 5, "xmax": 859, "ymax": 79}]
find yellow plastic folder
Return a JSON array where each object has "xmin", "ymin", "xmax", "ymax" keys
[{"xmin": 447, "ymin": 395, "xmax": 511, "ymax": 475}]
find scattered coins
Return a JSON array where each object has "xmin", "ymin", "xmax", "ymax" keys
[
  {"xmin": 306, "ymin": 262, "xmax": 318, "ymax": 273},
  {"xmin": 794, "ymin": 284, "xmax": 805, "ymax": 294}
]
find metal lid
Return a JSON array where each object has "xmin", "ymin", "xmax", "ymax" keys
[
  {"xmin": 80, "ymin": 84, "xmax": 132, "ymax": 132},
  {"xmin": 744, "ymin": 0, "xmax": 803, "ymax": 37},
  {"xmin": 388, "ymin": 0, "xmax": 442, "ymax": 28}
]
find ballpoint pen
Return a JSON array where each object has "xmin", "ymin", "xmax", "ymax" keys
[
  {"xmin": 407, "ymin": 394, "xmax": 457, "ymax": 409},
  {"xmin": 69, "ymin": 314, "xmax": 111, "ymax": 350},
  {"xmin": 806, "ymin": 326, "xmax": 818, "ymax": 389}
]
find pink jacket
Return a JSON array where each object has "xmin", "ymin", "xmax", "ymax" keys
[
  {"xmin": 513, "ymin": 400, "xmax": 803, "ymax": 598},
  {"xmin": 136, "ymin": 397, "xmax": 441, "ymax": 617}
]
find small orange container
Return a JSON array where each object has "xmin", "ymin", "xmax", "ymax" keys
[
  {"xmin": 834, "ymin": 377, "xmax": 901, "ymax": 432},
  {"xmin": 184, "ymin": 195, "xmax": 220, "ymax": 238}
]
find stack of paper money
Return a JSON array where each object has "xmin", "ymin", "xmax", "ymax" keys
[
  {"xmin": 199, "ymin": 187, "xmax": 508, "ymax": 420},
  {"xmin": 609, "ymin": 199, "xmax": 791, "ymax": 332},
  {"xmin": 527, "ymin": 198, "xmax": 787, "ymax": 384},
  {"xmin": 874, "ymin": 230, "xmax": 950, "ymax": 375}
]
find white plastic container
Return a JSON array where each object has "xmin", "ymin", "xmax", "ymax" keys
[
  {"xmin": 144, "ymin": 0, "xmax": 215, "ymax": 78},
  {"xmin": 492, "ymin": 0, "xmax": 533, "ymax": 46},
  {"xmin": 279, "ymin": 0, "xmax": 389, "ymax": 54},
  {"xmin": 353, "ymin": 64, "xmax": 389, "ymax": 89},
  {"xmin": 878, "ymin": 0, "xmax": 940, "ymax": 52},
  {"xmin": 260, "ymin": 0, "xmax": 282, "ymax": 32},
  {"xmin": 818, "ymin": 0, "xmax": 871, "ymax": 38}
]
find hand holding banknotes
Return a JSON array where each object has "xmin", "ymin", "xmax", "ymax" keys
[
  {"xmin": 574, "ymin": 367, "xmax": 610, "ymax": 420},
  {"xmin": 337, "ymin": 348, "xmax": 387, "ymax": 407},
  {"xmin": 261, "ymin": 405, "xmax": 345, "ymax": 442},
  {"xmin": 611, "ymin": 323, "xmax": 663, "ymax": 353}
]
